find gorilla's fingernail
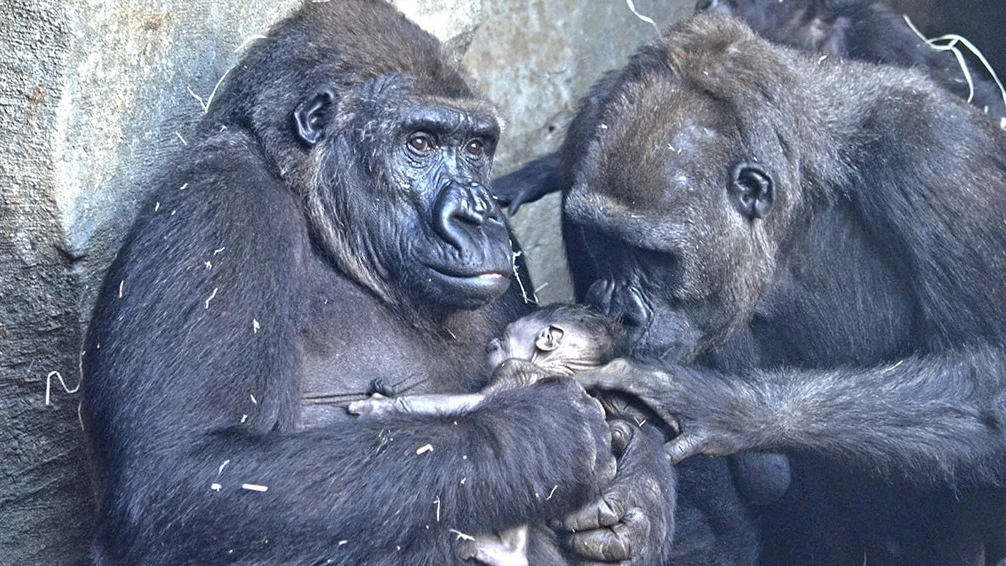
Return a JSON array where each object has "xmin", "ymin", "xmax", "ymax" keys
[{"xmin": 610, "ymin": 421, "xmax": 633, "ymax": 453}]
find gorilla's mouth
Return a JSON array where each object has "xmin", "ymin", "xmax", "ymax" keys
[{"xmin": 424, "ymin": 264, "xmax": 510, "ymax": 296}]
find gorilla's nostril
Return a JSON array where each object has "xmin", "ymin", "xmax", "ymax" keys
[
  {"xmin": 618, "ymin": 307, "xmax": 647, "ymax": 330},
  {"xmin": 585, "ymin": 279, "xmax": 617, "ymax": 317},
  {"xmin": 612, "ymin": 283, "xmax": 651, "ymax": 344},
  {"xmin": 457, "ymin": 203, "xmax": 485, "ymax": 226},
  {"xmin": 585, "ymin": 279, "xmax": 651, "ymax": 347},
  {"xmin": 695, "ymin": 0, "xmax": 717, "ymax": 11},
  {"xmin": 453, "ymin": 186, "xmax": 498, "ymax": 227}
]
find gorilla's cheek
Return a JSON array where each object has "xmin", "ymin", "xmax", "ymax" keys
[{"xmin": 635, "ymin": 308, "xmax": 705, "ymax": 361}]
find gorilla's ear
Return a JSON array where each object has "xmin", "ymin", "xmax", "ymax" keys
[
  {"xmin": 535, "ymin": 325, "xmax": 565, "ymax": 352},
  {"xmin": 294, "ymin": 88, "xmax": 337, "ymax": 146},
  {"xmin": 730, "ymin": 164, "xmax": 774, "ymax": 220}
]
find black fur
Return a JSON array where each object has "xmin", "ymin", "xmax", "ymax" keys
[
  {"xmin": 80, "ymin": 2, "xmax": 626, "ymax": 564},
  {"xmin": 696, "ymin": 0, "xmax": 1006, "ymax": 118},
  {"xmin": 549, "ymin": 14, "xmax": 1006, "ymax": 566},
  {"xmin": 669, "ymin": 457, "xmax": 760, "ymax": 566}
]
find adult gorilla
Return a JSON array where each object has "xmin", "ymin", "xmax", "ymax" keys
[
  {"xmin": 502, "ymin": 13, "xmax": 1006, "ymax": 566},
  {"xmin": 80, "ymin": 1, "xmax": 675, "ymax": 564},
  {"xmin": 491, "ymin": 0, "xmax": 1006, "ymax": 214}
]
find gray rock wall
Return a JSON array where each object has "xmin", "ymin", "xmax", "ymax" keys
[{"xmin": 0, "ymin": 1, "xmax": 690, "ymax": 563}]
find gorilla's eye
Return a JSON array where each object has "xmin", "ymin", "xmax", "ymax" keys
[
  {"xmin": 464, "ymin": 139, "xmax": 485, "ymax": 156},
  {"xmin": 408, "ymin": 134, "xmax": 434, "ymax": 153}
]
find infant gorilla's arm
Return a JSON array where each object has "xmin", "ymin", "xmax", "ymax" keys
[
  {"xmin": 347, "ymin": 392, "xmax": 485, "ymax": 418},
  {"xmin": 345, "ymin": 360, "xmax": 546, "ymax": 418},
  {"xmin": 348, "ymin": 304, "xmax": 623, "ymax": 417}
]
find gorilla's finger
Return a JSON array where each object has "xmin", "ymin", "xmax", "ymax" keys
[
  {"xmin": 554, "ymin": 493, "xmax": 624, "ymax": 532},
  {"xmin": 491, "ymin": 153, "xmax": 564, "ymax": 215},
  {"xmin": 609, "ymin": 419, "xmax": 636, "ymax": 455},
  {"xmin": 566, "ymin": 508, "xmax": 648, "ymax": 562},
  {"xmin": 649, "ymin": 407, "xmax": 681, "ymax": 436},
  {"xmin": 507, "ymin": 199, "xmax": 525, "ymax": 217},
  {"xmin": 665, "ymin": 432, "xmax": 706, "ymax": 464}
]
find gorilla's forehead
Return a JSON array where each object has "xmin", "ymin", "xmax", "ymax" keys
[
  {"xmin": 668, "ymin": 123, "xmax": 719, "ymax": 153},
  {"xmin": 584, "ymin": 80, "xmax": 737, "ymax": 208},
  {"xmin": 395, "ymin": 96, "xmax": 501, "ymax": 137}
]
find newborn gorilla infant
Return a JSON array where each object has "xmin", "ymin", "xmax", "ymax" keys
[
  {"xmin": 349, "ymin": 304, "xmax": 623, "ymax": 566},
  {"xmin": 350, "ymin": 303, "xmax": 682, "ymax": 431},
  {"xmin": 349, "ymin": 303, "xmax": 624, "ymax": 418}
]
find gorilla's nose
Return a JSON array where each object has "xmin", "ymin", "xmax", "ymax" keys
[
  {"xmin": 434, "ymin": 183, "xmax": 501, "ymax": 250},
  {"xmin": 585, "ymin": 279, "xmax": 651, "ymax": 346}
]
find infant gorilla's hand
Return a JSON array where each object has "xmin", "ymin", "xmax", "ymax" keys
[{"xmin": 346, "ymin": 393, "xmax": 393, "ymax": 417}]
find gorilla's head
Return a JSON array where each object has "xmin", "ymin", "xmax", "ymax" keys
[
  {"xmin": 564, "ymin": 16, "xmax": 822, "ymax": 361},
  {"xmin": 206, "ymin": 0, "xmax": 514, "ymax": 321}
]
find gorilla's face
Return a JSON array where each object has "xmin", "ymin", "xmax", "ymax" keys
[
  {"xmin": 564, "ymin": 49, "xmax": 803, "ymax": 361},
  {"xmin": 296, "ymin": 75, "xmax": 513, "ymax": 316},
  {"xmin": 378, "ymin": 98, "xmax": 511, "ymax": 311}
]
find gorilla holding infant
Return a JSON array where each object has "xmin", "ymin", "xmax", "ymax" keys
[
  {"xmin": 80, "ymin": 0, "xmax": 1006, "ymax": 563},
  {"xmin": 80, "ymin": 1, "xmax": 675, "ymax": 564}
]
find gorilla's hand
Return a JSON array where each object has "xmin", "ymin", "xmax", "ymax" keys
[
  {"xmin": 507, "ymin": 378, "xmax": 619, "ymax": 503},
  {"xmin": 577, "ymin": 359, "xmax": 757, "ymax": 465},
  {"xmin": 553, "ymin": 419, "xmax": 676, "ymax": 565},
  {"xmin": 490, "ymin": 153, "xmax": 564, "ymax": 215}
]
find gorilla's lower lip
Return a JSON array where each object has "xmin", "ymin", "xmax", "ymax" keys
[{"xmin": 426, "ymin": 265, "xmax": 510, "ymax": 291}]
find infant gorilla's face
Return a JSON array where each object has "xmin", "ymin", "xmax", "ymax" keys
[
  {"xmin": 486, "ymin": 309, "xmax": 617, "ymax": 377},
  {"xmin": 485, "ymin": 316, "xmax": 557, "ymax": 372}
]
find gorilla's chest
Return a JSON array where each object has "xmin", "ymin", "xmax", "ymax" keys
[{"xmin": 294, "ymin": 267, "xmax": 489, "ymax": 426}]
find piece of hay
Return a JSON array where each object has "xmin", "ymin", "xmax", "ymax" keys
[
  {"xmin": 44, "ymin": 371, "xmax": 81, "ymax": 406},
  {"xmin": 903, "ymin": 16, "xmax": 1006, "ymax": 112},
  {"xmin": 625, "ymin": 0, "xmax": 659, "ymax": 34}
]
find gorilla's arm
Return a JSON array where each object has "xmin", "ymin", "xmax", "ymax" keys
[
  {"xmin": 164, "ymin": 383, "xmax": 612, "ymax": 562},
  {"xmin": 491, "ymin": 153, "xmax": 565, "ymax": 215},
  {"xmin": 580, "ymin": 352, "xmax": 1006, "ymax": 485},
  {"xmin": 82, "ymin": 134, "xmax": 614, "ymax": 565}
]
